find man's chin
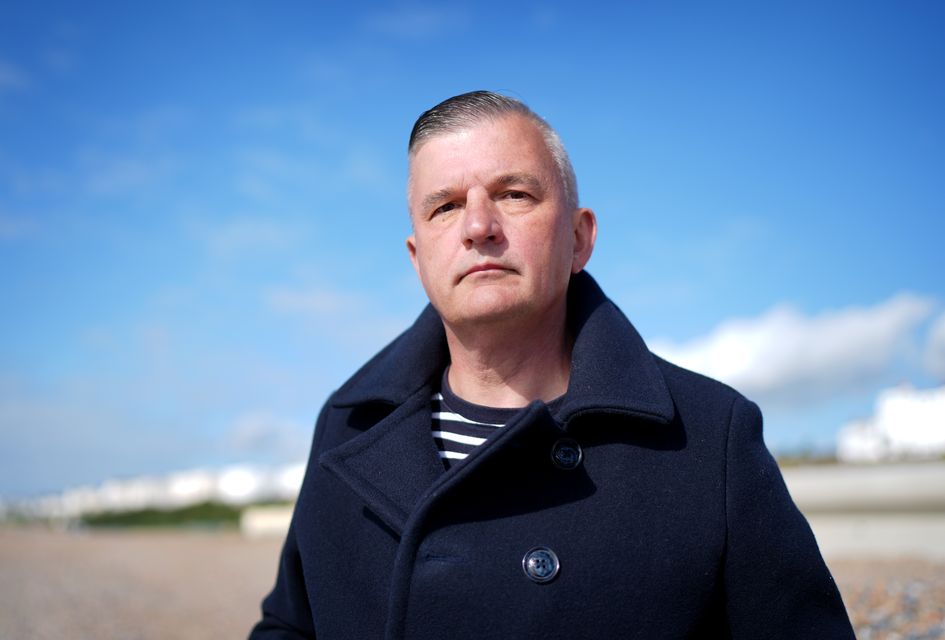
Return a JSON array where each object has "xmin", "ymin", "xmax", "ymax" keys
[{"xmin": 444, "ymin": 298, "xmax": 528, "ymax": 329}]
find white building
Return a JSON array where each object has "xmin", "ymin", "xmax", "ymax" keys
[
  {"xmin": 837, "ymin": 384, "xmax": 945, "ymax": 462},
  {"xmin": 7, "ymin": 462, "xmax": 306, "ymax": 521}
]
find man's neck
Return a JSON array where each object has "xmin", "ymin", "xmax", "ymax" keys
[{"xmin": 442, "ymin": 306, "xmax": 572, "ymax": 408}]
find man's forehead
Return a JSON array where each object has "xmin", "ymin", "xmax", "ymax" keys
[
  {"xmin": 408, "ymin": 117, "xmax": 554, "ymax": 188},
  {"xmin": 409, "ymin": 112, "xmax": 539, "ymax": 154}
]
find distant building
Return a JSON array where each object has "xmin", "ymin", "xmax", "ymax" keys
[
  {"xmin": 6, "ymin": 462, "xmax": 306, "ymax": 521},
  {"xmin": 837, "ymin": 384, "xmax": 945, "ymax": 462}
]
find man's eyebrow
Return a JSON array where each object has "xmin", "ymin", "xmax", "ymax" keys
[
  {"xmin": 419, "ymin": 174, "xmax": 545, "ymax": 211},
  {"xmin": 421, "ymin": 188, "xmax": 454, "ymax": 212},
  {"xmin": 496, "ymin": 173, "xmax": 545, "ymax": 191}
]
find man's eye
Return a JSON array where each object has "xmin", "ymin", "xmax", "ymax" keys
[
  {"xmin": 433, "ymin": 202, "xmax": 458, "ymax": 216},
  {"xmin": 504, "ymin": 191, "xmax": 529, "ymax": 200}
]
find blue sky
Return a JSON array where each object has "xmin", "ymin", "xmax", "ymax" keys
[{"xmin": 2, "ymin": 1, "xmax": 943, "ymax": 497}]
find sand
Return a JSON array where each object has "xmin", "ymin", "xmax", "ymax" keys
[
  {"xmin": 1, "ymin": 526, "xmax": 942, "ymax": 639},
  {"xmin": 0, "ymin": 527, "xmax": 280, "ymax": 640}
]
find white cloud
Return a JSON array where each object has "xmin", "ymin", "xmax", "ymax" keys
[
  {"xmin": 0, "ymin": 160, "xmax": 67, "ymax": 196},
  {"xmin": 230, "ymin": 109, "xmax": 398, "ymax": 199},
  {"xmin": 0, "ymin": 213, "xmax": 37, "ymax": 240},
  {"xmin": 530, "ymin": 7, "xmax": 558, "ymax": 29},
  {"xmin": 343, "ymin": 152, "xmax": 383, "ymax": 186},
  {"xmin": 42, "ymin": 48, "xmax": 79, "ymax": 74},
  {"xmin": 224, "ymin": 411, "xmax": 310, "ymax": 461},
  {"xmin": 78, "ymin": 148, "xmax": 178, "ymax": 196},
  {"xmin": 298, "ymin": 56, "xmax": 350, "ymax": 86},
  {"xmin": 232, "ymin": 147, "xmax": 326, "ymax": 201},
  {"xmin": 264, "ymin": 283, "xmax": 413, "ymax": 356},
  {"xmin": 925, "ymin": 311, "xmax": 945, "ymax": 381},
  {"xmin": 837, "ymin": 384, "xmax": 945, "ymax": 462},
  {"xmin": 0, "ymin": 59, "xmax": 29, "ymax": 92},
  {"xmin": 652, "ymin": 293, "xmax": 936, "ymax": 405},
  {"xmin": 232, "ymin": 105, "xmax": 333, "ymax": 142},
  {"xmin": 364, "ymin": 5, "xmax": 469, "ymax": 39},
  {"xmin": 232, "ymin": 141, "xmax": 397, "ymax": 201},
  {"xmin": 266, "ymin": 285, "xmax": 363, "ymax": 316},
  {"xmin": 3, "ymin": 110, "xmax": 189, "ymax": 198},
  {"xmin": 97, "ymin": 106, "xmax": 192, "ymax": 143},
  {"xmin": 200, "ymin": 216, "xmax": 297, "ymax": 258}
]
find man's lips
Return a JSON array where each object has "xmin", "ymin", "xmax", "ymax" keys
[{"xmin": 458, "ymin": 263, "xmax": 512, "ymax": 281}]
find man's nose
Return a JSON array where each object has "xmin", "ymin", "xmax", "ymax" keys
[{"xmin": 462, "ymin": 193, "xmax": 504, "ymax": 246}]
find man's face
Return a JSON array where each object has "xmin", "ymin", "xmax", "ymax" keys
[{"xmin": 406, "ymin": 114, "xmax": 595, "ymax": 330}]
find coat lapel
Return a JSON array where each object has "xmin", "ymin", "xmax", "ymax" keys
[{"xmin": 319, "ymin": 386, "xmax": 444, "ymax": 537}]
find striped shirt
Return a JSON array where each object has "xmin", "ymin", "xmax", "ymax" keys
[{"xmin": 431, "ymin": 370, "xmax": 564, "ymax": 469}]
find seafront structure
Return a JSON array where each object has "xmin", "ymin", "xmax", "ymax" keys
[
  {"xmin": 838, "ymin": 384, "xmax": 945, "ymax": 462},
  {"xmin": 1, "ymin": 463, "xmax": 305, "ymax": 521}
]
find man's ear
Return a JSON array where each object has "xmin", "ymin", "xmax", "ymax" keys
[
  {"xmin": 571, "ymin": 208, "xmax": 597, "ymax": 274},
  {"xmin": 406, "ymin": 234, "xmax": 420, "ymax": 277}
]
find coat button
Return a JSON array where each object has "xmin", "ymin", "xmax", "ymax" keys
[
  {"xmin": 551, "ymin": 438, "xmax": 583, "ymax": 470},
  {"xmin": 522, "ymin": 547, "xmax": 560, "ymax": 583}
]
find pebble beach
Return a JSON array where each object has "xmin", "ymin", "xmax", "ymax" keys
[{"xmin": 0, "ymin": 526, "xmax": 942, "ymax": 639}]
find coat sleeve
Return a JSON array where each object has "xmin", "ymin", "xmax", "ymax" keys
[
  {"xmin": 248, "ymin": 404, "xmax": 332, "ymax": 639},
  {"xmin": 248, "ymin": 520, "xmax": 317, "ymax": 639},
  {"xmin": 722, "ymin": 396, "xmax": 855, "ymax": 639}
]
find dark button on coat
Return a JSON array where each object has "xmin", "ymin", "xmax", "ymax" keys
[{"xmin": 250, "ymin": 272, "xmax": 855, "ymax": 639}]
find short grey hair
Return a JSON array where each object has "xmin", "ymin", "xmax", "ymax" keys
[{"xmin": 408, "ymin": 91, "xmax": 579, "ymax": 210}]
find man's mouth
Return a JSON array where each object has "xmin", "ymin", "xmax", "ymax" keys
[{"xmin": 459, "ymin": 263, "xmax": 511, "ymax": 281}]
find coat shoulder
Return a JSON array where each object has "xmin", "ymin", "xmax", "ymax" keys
[{"xmin": 652, "ymin": 354, "xmax": 755, "ymax": 423}]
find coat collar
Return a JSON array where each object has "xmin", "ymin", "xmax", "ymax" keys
[{"xmin": 331, "ymin": 271, "xmax": 674, "ymax": 425}]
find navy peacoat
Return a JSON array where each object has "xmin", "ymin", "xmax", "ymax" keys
[{"xmin": 250, "ymin": 272, "xmax": 854, "ymax": 639}]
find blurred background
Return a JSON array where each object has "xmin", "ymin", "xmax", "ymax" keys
[{"xmin": 1, "ymin": 1, "xmax": 943, "ymax": 637}]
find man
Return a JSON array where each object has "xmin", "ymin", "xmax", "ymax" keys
[{"xmin": 250, "ymin": 91, "xmax": 854, "ymax": 639}]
